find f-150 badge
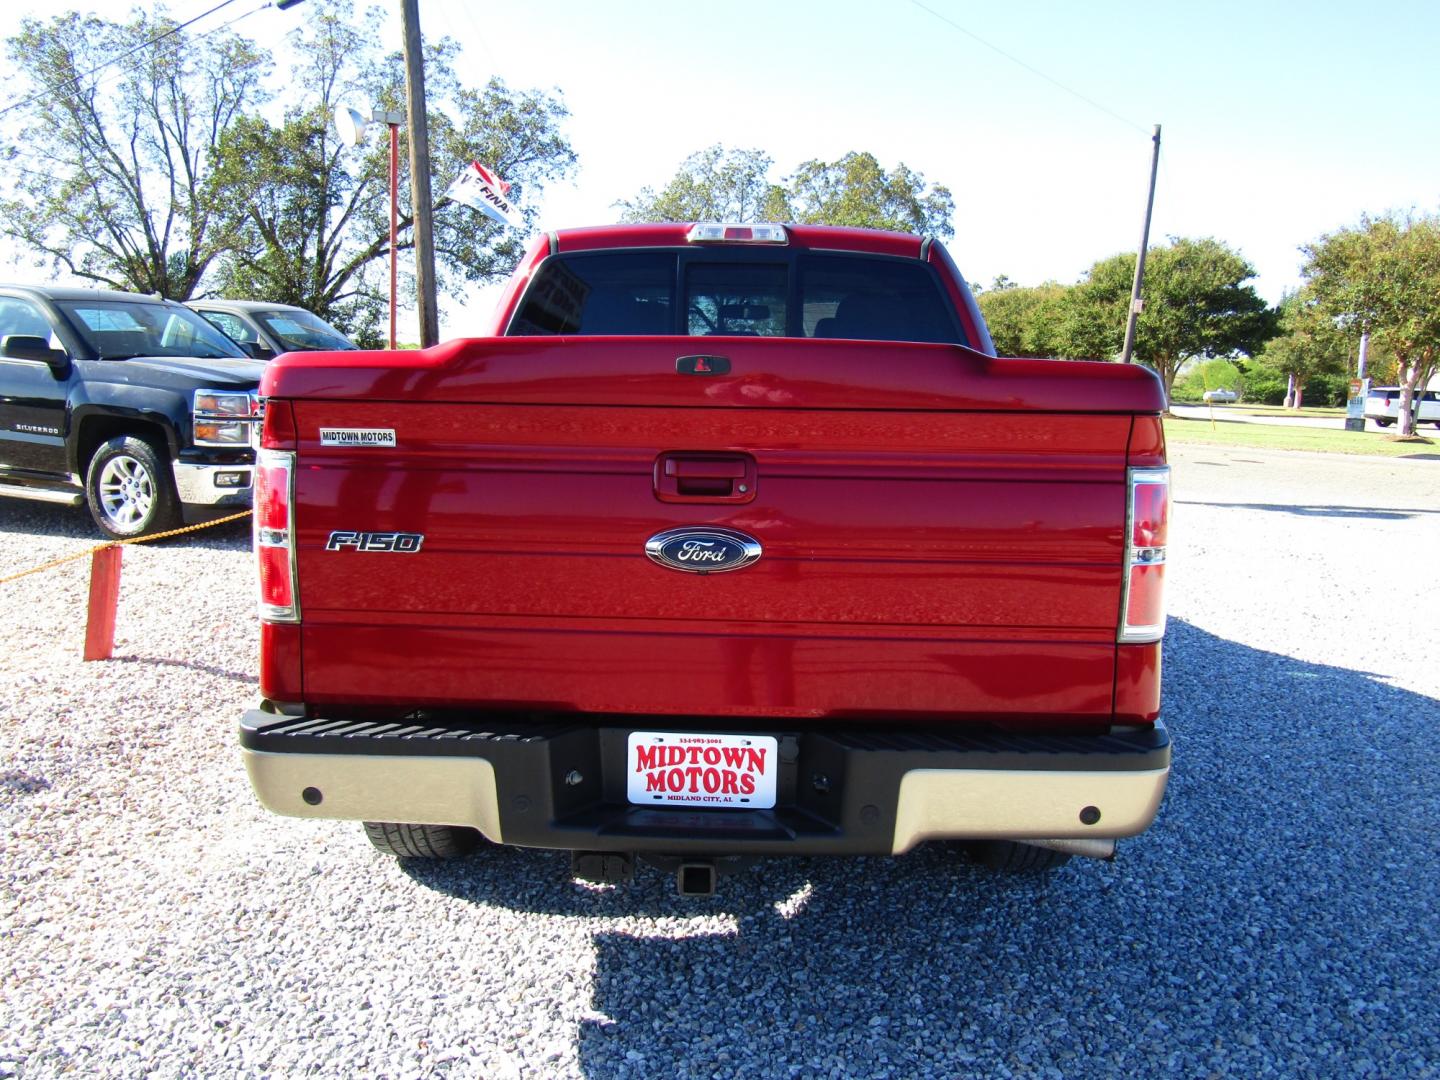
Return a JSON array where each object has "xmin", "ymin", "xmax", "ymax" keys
[
  {"xmin": 645, "ymin": 527, "xmax": 761, "ymax": 573},
  {"xmin": 326, "ymin": 531, "xmax": 424, "ymax": 553}
]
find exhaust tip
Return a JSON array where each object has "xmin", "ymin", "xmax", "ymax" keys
[{"xmin": 677, "ymin": 861, "xmax": 717, "ymax": 896}]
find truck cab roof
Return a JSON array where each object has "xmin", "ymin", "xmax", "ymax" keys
[{"xmin": 551, "ymin": 222, "xmax": 926, "ymax": 258}]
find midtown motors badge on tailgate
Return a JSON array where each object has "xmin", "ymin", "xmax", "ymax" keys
[{"xmin": 627, "ymin": 731, "xmax": 778, "ymax": 808}]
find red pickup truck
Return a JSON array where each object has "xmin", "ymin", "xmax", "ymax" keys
[{"xmin": 240, "ymin": 222, "xmax": 1171, "ymax": 895}]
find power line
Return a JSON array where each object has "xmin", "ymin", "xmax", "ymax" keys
[
  {"xmin": 908, "ymin": 0, "xmax": 1150, "ymax": 136},
  {"xmin": 195, "ymin": 0, "xmax": 275, "ymax": 42},
  {"xmin": 442, "ymin": 0, "xmax": 505, "ymax": 78},
  {"xmin": 0, "ymin": 0, "xmax": 240, "ymax": 120}
]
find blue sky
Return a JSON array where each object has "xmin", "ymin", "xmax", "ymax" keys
[{"xmin": 3, "ymin": 0, "xmax": 1437, "ymax": 336}]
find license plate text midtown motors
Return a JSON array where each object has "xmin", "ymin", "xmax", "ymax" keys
[{"xmin": 627, "ymin": 732, "xmax": 779, "ymax": 809}]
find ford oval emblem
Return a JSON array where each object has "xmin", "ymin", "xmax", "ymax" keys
[{"xmin": 645, "ymin": 527, "xmax": 762, "ymax": 574}]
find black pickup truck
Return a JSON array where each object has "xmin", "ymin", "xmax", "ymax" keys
[{"xmin": 0, "ymin": 285, "xmax": 264, "ymax": 538}]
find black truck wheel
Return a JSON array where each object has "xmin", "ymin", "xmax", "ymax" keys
[
  {"xmin": 85, "ymin": 436, "xmax": 182, "ymax": 539},
  {"xmin": 363, "ymin": 822, "xmax": 483, "ymax": 859},
  {"xmin": 967, "ymin": 840, "xmax": 1073, "ymax": 871}
]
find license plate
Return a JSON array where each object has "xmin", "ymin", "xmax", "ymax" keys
[{"xmin": 626, "ymin": 731, "xmax": 778, "ymax": 809}]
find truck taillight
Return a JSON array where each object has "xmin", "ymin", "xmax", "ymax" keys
[
  {"xmin": 255, "ymin": 448, "xmax": 299, "ymax": 623},
  {"xmin": 1119, "ymin": 466, "xmax": 1169, "ymax": 643}
]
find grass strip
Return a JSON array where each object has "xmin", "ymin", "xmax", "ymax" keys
[{"xmin": 1163, "ymin": 417, "xmax": 1438, "ymax": 458}]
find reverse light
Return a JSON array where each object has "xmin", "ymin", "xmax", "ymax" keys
[
  {"xmin": 255, "ymin": 448, "xmax": 299, "ymax": 623},
  {"xmin": 1119, "ymin": 466, "xmax": 1170, "ymax": 643},
  {"xmin": 686, "ymin": 222, "xmax": 788, "ymax": 245}
]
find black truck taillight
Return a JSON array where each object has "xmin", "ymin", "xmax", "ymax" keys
[
  {"xmin": 1119, "ymin": 466, "xmax": 1169, "ymax": 643},
  {"xmin": 255, "ymin": 448, "xmax": 299, "ymax": 623}
]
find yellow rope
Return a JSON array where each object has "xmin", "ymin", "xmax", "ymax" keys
[{"xmin": 0, "ymin": 509, "xmax": 252, "ymax": 586}]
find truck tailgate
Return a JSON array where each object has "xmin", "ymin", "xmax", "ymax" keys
[{"xmin": 275, "ymin": 337, "xmax": 1159, "ymax": 723}]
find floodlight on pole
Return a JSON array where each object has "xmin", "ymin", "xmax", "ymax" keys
[
  {"xmin": 333, "ymin": 106, "xmax": 367, "ymax": 147},
  {"xmin": 334, "ymin": 105, "xmax": 405, "ymax": 350}
]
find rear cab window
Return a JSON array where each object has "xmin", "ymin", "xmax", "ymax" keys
[
  {"xmin": 800, "ymin": 255, "xmax": 956, "ymax": 343},
  {"xmin": 508, "ymin": 253, "xmax": 673, "ymax": 335},
  {"xmin": 508, "ymin": 248, "xmax": 965, "ymax": 345},
  {"xmin": 686, "ymin": 263, "xmax": 787, "ymax": 337}
]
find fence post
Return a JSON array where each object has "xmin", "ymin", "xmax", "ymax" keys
[{"xmin": 84, "ymin": 545, "xmax": 123, "ymax": 661}]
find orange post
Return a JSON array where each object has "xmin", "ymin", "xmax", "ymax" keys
[{"xmin": 83, "ymin": 545, "xmax": 123, "ymax": 661}]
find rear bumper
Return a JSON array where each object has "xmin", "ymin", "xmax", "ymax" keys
[{"xmin": 240, "ymin": 712, "xmax": 1170, "ymax": 856}]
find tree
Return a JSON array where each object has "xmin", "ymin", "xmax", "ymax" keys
[
  {"xmin": 0, "ymin": 10, "xmax": 269, "ymax": 298},
  {"xmin": 976, "ymin": 282, "xmax": 1071, "ymax": 357},
  {"xmin": 1303, "ymin": 213, "xmax": 1440, "ymax": 436},
  {"xmin": 616, "ymin": 146, "xmax": 787, "ymax": 224},
  {"xmin": 1057, "ymin": 237, "xmax": 1276, "ymax": 400},
  {"xmin": 780, "ymin": 152, "xmax": 954, "ymax": 239},
  {"xmin": 618, "ymin": 147, "xmax": 954, "ymax": 239},
  {"xmin": 1251, "ymin": 289, "xmax": 1351, "ymax": 409},
  {"xmin": 210, "ymin": 1, "xmax": 576, "ymax": 340}
]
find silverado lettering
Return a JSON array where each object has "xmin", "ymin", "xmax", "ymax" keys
[{"xmin": 240, "ymin": 221, "xmax": 1174, "ymax": 894}]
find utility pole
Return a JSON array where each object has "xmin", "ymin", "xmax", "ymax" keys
[
  {"xmin": 1120, "ymin": 124, "xmax": 1162, "ymax": 365},
  {"xmin": 401, "ymin": 0, "xmax": 439, "ymax": 347}
]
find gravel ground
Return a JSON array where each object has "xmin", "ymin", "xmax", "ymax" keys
[{"xmin": 2, "ymin": 444, "xmax": 1438, "ymax": 1079}]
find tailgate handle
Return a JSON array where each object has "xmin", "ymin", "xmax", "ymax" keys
[{"xmin": 655, "ymin": 452, "xmax": 756, "ymax": 502}]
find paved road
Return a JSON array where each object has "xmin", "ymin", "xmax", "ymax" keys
[{"xmin": 1, "ymin": 444, "xmax": 1437, "ymax": 1077}]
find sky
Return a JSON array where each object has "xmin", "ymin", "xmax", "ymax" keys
[{"xmin": 2, "ymin": 0, "xmax": 1438, "ymax": 339}]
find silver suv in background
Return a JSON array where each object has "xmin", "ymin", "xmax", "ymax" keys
[{"xmin": 186, "ymin": 301, "xmax": 357, "ymax": 360}]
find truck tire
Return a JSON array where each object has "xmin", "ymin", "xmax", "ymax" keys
[
  {"xmin": 362, "ymin": 821, "xmax": 482, "ymax": 859},
  {"xmin": 84, "ymin": 435, "xmax": 182, "ymax": 540},
  {"xmin": 1375, "ymin": 418, "xmax": 1393, "ymax": 428},
  {"xmin": 968, "ymin": 840, "xmax": 1073, "ymax": 872}
]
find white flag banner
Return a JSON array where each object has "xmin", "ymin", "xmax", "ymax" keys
[{"xmin": 444, "ymin": 162, "xmax": 524, "ymax": 228}]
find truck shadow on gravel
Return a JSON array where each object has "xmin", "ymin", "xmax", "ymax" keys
[
  {"xmin": 403, "ymin": 619, "xmax": 1440, "ymax": 1077},
  {"xmin": 1176, "ymin": 499, "xmax": 1440, "ymax": 520}
]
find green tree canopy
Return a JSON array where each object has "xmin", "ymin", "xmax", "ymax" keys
[
  {"xmin": 1058, "ymin": 237, "xmax": 1277, "ymax": 398},
  {"xmin": 976, "ymin": 282, "xmax": 1070, "ymax": 357},
  {"xmin": 779, "ymin": 152, "xmax": 954, "ymax": 238},
  {"xmin": 0, "ymin": 1, "xmax": 576, "ymax": 339},
  {"xmin": 0, "ymin": 10, "xmax": 269, "ymax": 297},
  {"xmin": 616, "ymin": 146, "xmax": 787, "ymax": 224},
  {"xmin": 1303, "ymin": 212, "xmax": 1440, "ymax": 436},
  {"xmin": 210, "ymin": 0, "xmax": 575, "ymax": 342},
  {"xmin": 1250, "ymin": 288, "xmax": 1352, "ymax": 409},
  {"xmin": 618, "ymin": 147, "xmax": 954, "ymax": 238}
]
